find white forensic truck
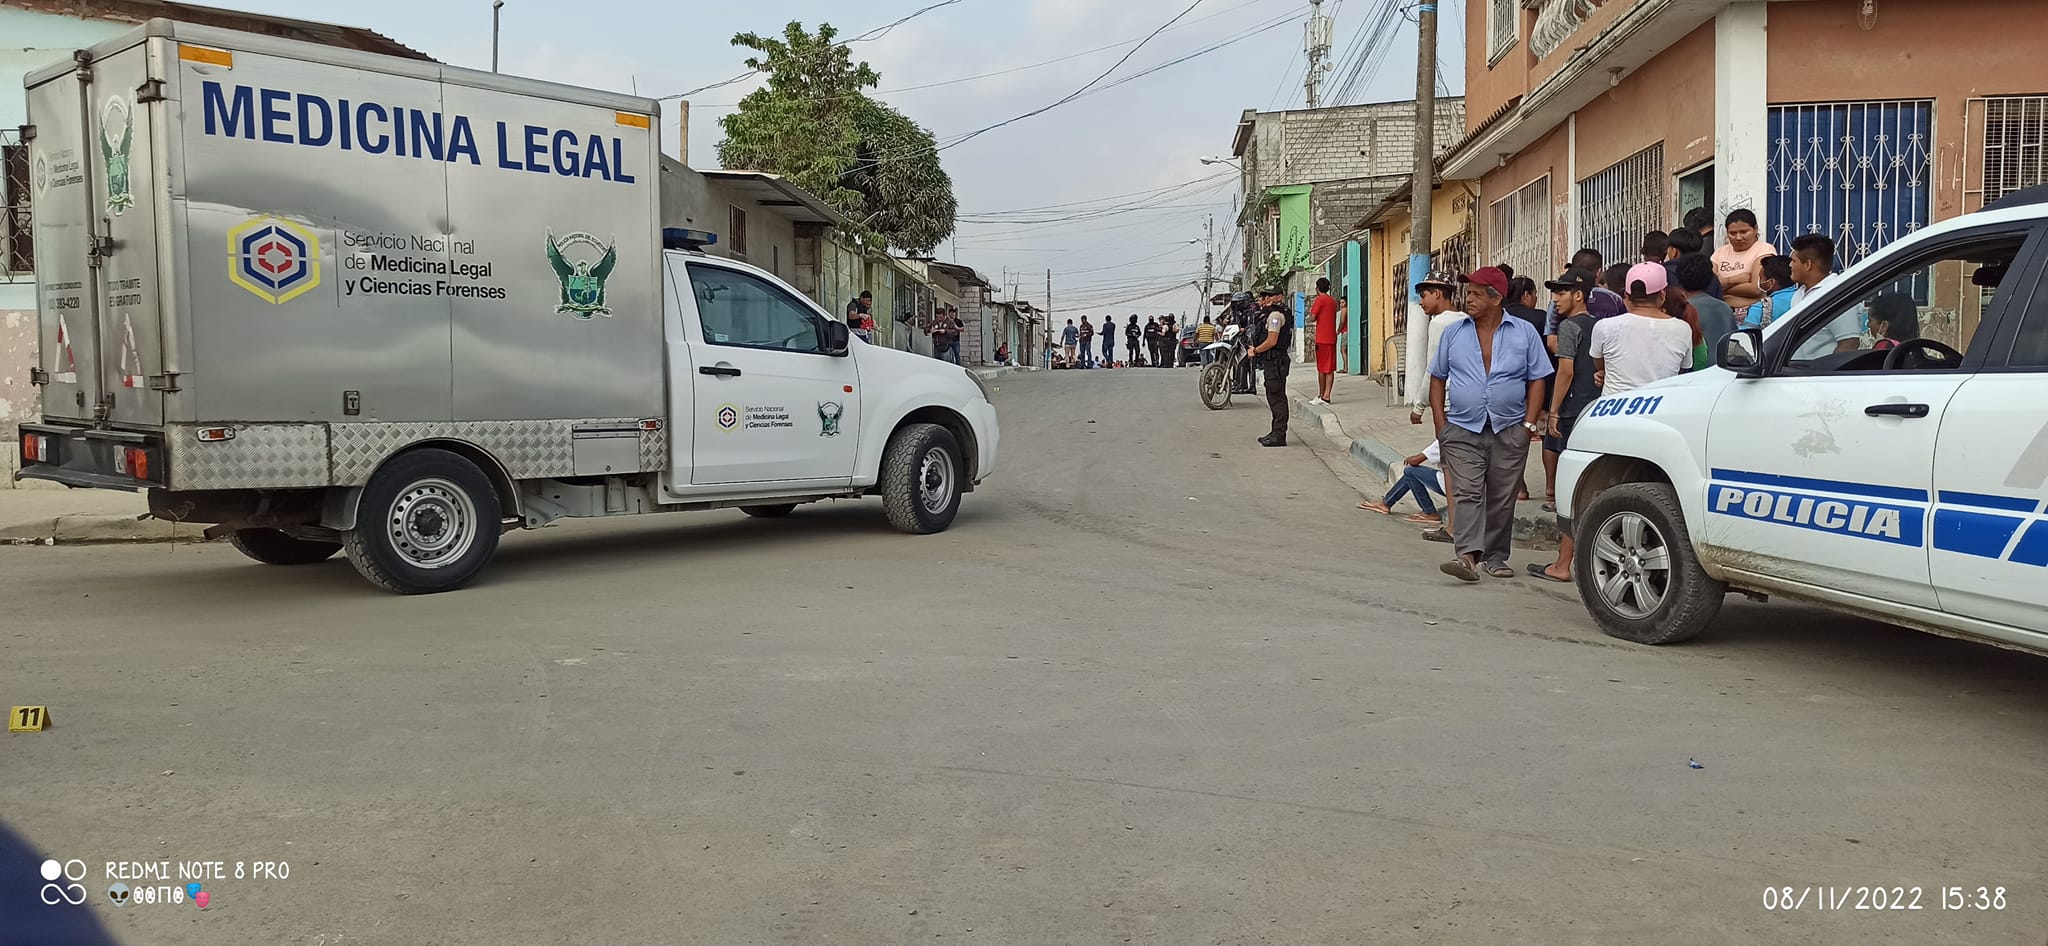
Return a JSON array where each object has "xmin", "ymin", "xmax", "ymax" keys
[
  {"xmin": 14, "ymin": 21, "xmax": 999, "ymax": 594},
  {"xmin": 1556, "ymin": 187, "xmax": 2048, "ymax": 657}
]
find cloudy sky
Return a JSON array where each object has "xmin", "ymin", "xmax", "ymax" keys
[{"xmin": 204, "ymin": 0, "xmax": 1466, "ymax": 321}]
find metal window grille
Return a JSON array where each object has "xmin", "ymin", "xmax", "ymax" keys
[
  {"xmin": 2, "ymin": 130, "xmax": 31, "ymax": 277},
  {"xmin": 1976, "ymin": 94, "xmax": 2048, "ymax": 207},
  {"xmin": 1489, "ymin": 175, "xmax": 1550, "ymax": 283},
  {"xmin": 1577, "ymin": 143, "xmax": 1664, "ymax": 272},
  {"xmin": 1767, "ymin": 100, "xmax": 1932, "ymax": 279},
  {"xmin": 1391, "ymin": 256, "xmax": 1409, "ymax": 336},
  {"xmin": 728, "ymin": 204, "xmax": 749, "ymax": 258},
  {"xmin": 1489, "ymin": 0, "xmax": 1518, "ymax": 61}
]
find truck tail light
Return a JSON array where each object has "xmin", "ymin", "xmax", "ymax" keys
[
  {"xmin": 21, "ymin": 433, "xmax": 50, "ymax": 463},
  {"xmin": 115, "ymin": 446, "xmax": 154, "ymax": 482}
]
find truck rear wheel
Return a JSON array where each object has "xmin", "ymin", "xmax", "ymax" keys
[
  {"xmin": 342, "ymin": 449, "xmax": 501, "ymax": 594},
  {"xmin": 1573, "ymin": 482, "xmax": 1725, "ymax": 645},
  {"xmin": 881, "ymin": 423, "xmax": 962, "ymax": 535},
  {"xmin": 229, "ymin": 528, "xmax": 342, "ymax": 566}
]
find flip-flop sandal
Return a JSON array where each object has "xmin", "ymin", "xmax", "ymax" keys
[
  {"xmin": 1357, "ymin": 501, "xmax": 1392, "ymax": 514},
  {"xmin": 1422, "ymin": 528, "xmax": 1453, "ymax": 543},
  {"xmin": 1482, "ymin": 561, "xmax": 1516, "ymax": 579},
  {"xmin": 1440, "ymin": 559, "xmax": 1480, "ymax": 583},
  {"xmin": 1403, "ymin": 514, "xmax": 1441, "ymax": 524},
  {"xmin": 1541, "ymin": 501, "xmax": 1557, "ymax": 513},
  {"xmin": 1526, "ymin": 563, "xmax": 1571, "ymax": 583}
]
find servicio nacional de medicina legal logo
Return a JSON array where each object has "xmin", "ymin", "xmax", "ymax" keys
[
  {"xmin": 100, "ymin": 96, "xmax": 134, "ymax": 216},
  {"xmin": 546, "ymin": 229, "xmax": 618, "ymax": 320},
  {"xmin": 227, "ymin": 215, "xmax": 322, "ymax": 304}
]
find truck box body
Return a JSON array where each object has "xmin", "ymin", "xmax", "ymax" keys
[{"xmin": 24, "ymin": 20, "xmax": 664, "ymax": 490}]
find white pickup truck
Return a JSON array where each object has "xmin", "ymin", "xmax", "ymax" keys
[
  {"xmin": 14, "ymin": 20, "xmax": 999, "ymax": 593},
  {"xmin": 1557, "ymin": 186, "xmax": 2048, "ymax": 656}
]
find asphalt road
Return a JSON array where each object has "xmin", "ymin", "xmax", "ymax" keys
[{"xmin": 3, "ymin": 367, "xmax": 2044, "ymax": 945}]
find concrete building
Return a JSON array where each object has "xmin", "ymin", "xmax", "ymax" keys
[
  {"xmin": 0, "ymin": 0, "xmax": 426, "ymax": 485},
  {"xmin": 1447, "ymin": 0, "xmax": 2048, "ymax": 285},
  {"xmin": 1356, "ymin": 176, "xmax": 1480, "ymax": 383},
  {"xmin": 1227, "ymin": 99, "xmax": 1466, "ymax": 372}
]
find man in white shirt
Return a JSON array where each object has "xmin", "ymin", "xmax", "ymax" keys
[
  {"xmin": 1786, "ymin": 233, "xmax": 1863, "ymax": 362},
  {"xmin": 1590, "ymin": 262, "xmax": 1695, "ymax": 394},
  {"xmin": 1409, "ymin": 269, "xmax": 1464, "ymax": 425}
]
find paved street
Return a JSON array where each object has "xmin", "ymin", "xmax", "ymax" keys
[{"xmin": 3, "ymin": 368, "xmax": 2043, "ymax": 945}]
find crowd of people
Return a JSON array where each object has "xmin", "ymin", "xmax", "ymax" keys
[
  {"xmin": 1347, "ymin": 206, "xmax": 1871, "ymax": 584},
  {"xmin": 1052, "ymin": 313, "xmax": 1218, "ymax": 369},
  {"xmin": 842, "ymin": 290, "xmax": 975, "ymax": 365}
]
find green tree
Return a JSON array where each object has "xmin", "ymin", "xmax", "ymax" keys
[{"xmin": 716, "ymin": 21, "xmax": 956, "ymax": 254}]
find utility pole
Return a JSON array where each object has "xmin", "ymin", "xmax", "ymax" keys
[
  {"xmin": 1303, "ymin": 0, "xmax": 1332, "ymax": 108},
  {"xmin": 491, "ymin": 0, "xmax": 505, "ymax": 73},
  {"xmin": 1201, "ymin": 215, "xmax": 1215, "ymax": 299},
  {"xmin": 1402, "ymin": 0, "xmax": 1439, "ymax": 412}
]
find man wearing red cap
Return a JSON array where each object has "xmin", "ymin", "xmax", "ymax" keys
[{"xmin": 1429, "ymin": 265, "xmax": 1552, "ymax": 582}]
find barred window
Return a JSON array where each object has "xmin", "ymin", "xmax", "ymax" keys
[
  {"xmin": 1489, "ymin": 175, "xmax": 1550, "ymax": 284},
  {"xmin": 1488, "ymin": 0, "xmax": 1518, "ymax": 64},
  {"xmin": 1977, "ymin": 94, "xmax": 2048, "ymax": 207},
  {"xmin": 1577, "ymin": 143, "xmax": 1665, "ymax": 272},
  {"xmin": 2, "ymin": 132, "xmax": 32, "ymax": 276}
]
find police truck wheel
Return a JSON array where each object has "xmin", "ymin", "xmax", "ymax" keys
[
  {"xmin": 343, "ymin": 449, "xmax": 501, "ymax": 595},
  {"xmin": 228, "ymin": 528, "xmax": 341, "ymax": 565},
  {"xmin": 881, "ymin": 423, "xmax": 961, "ymax": 535},
  {"xmin": 741, "ymin": 504, "xmax": 798, "ymax": 518},
  {"xmin": 1573, "ymin": 482, "xmax": 1725, "ymax": 645}
]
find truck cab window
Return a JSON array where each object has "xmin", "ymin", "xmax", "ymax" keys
[
  {"xmin": 1784, "ymin": 236, "xmax": 2024, "ymax": 373},
  {"xmin": 688, "ymin": 265, "xmax": 821, "ymax": 353}
]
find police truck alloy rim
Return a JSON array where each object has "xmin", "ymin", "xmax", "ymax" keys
[
  {"xmin": 1590, "ymin": 511, "xmax": 1672, "ymax": 619},
  {"xmin": 920, "ymin": 447, "xmax": 955, "ymax": 515},
  {"xmin": 388, "ymin": 477, "xmax": 478, "ymax": 569}
]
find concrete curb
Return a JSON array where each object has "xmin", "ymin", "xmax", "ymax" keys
[
  {"xmin": 1, "ymin": 515, "xmax": 208, "ymax": 545},
  {"xmin": 1290, "ymin": 394, "xmax": 1559, "ymax": 545},
  {"xmin": 969, "ymin": 366, "xmax": 1029, "ymax": 381}
]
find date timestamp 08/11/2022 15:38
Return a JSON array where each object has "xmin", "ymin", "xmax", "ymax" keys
[{"xmin": 1761, "ymin": 886, "xmax": 2009, "ymax": 912}]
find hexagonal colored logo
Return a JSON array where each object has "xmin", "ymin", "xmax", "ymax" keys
[{"xmin": 228, "ymin": 215, "xmax": 321, "ymax": 304}]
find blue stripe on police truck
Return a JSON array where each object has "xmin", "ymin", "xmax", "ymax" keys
[{"xmin": 1706, "ymin": 469, "xmax": 1925, "ymax": 547}]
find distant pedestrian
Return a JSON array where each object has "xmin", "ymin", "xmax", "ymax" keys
[
  {"xmin": 1674, "ymin": 252, "xmax": 1736, "ymax": 354},
  {"xmin": 1745, "ymin": 254, "xmax": 1797, "ymax": 328},
  {"xmin": 1249, "ymin": 287, "xmax": 1295, "ymax": 447},
  {"xmin": 1357, "ymin": 440, "xmax": 1446, "ymax": 524},
  {"xmin": 846, "ymin": 290, "xmax": 876, "ymax": 343},
  {"xmin": 1125, "ymin": 315, "xmax": 1141, "ymax": 365},
  {"xmin": 1530, "ymin": 262, "xmax": 1689, "ymax": 584},
  {"xmin": 1430, "ymin": 267, "xmax": 1552, "ymax": 583},
  {"xmin": 1061, "ymin": 319, "xmax": 1079, "ymax": 366},
  {"xmin": 1196, "ymin": 315, "xmax": 1219, "ymax": 365},
  {"xmin": 1663, "ymin": 228, "xmax": 1724, "ymax": 300},
  {"xmin": 1100, "ymin": 313, "xmax": 1116, "ymax": 366},
  {"xmin": 1711, "ymin": 209, "xmax": 1776, "ymax": 316},
  {"xmin": 938, "ymin": 306, "xmax": 965, "ymax": 363},
  {"xmin": 1308, "ymin": 277, "xmax": 1345, "ymax": 404},
  {"xmin": 1077, "ymin": 316, "xmax": 1096, "ymax": 368}
]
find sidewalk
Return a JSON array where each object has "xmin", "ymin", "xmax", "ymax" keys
[
  {"xmin": 1285, "ymin": 371, "xmax": 1560, "ymax": 545},
  {"xmin": 0, "ymin": 485, "xmax": 197, "ymax": 544}
]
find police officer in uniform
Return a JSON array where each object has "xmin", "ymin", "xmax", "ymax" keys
[{"xmin": 1246, "ymin": 285, "xmax": 1295, "ymax": 447}]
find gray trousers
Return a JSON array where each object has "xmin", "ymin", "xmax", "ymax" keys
[{"xmin": 1438, "ymin": 421, "xmax": 1529, "ymax": 564}]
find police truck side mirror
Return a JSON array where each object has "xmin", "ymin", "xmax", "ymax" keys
[
  {"xmin": 822, "ymin": 319, "xmax": 852, "ymax": 356},
  {"xmin": 1717, "ymin": 328, "xmax": 1763, "ymax": 377}
]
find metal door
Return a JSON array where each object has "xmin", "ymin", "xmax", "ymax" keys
[
  {"xmin": 24, "ymin": 65, "xmax": 100, "ymax": 422},
  {"xmin": 1767, "ymin": 101, "xmax": 1933, "ymax": 277}
]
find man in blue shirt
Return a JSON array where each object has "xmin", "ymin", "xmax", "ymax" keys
[{"xmin": 1430, "ymin": 266, "xmax": 1554, "ymax": 582}]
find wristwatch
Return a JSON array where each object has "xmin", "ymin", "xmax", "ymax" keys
[{"xmin": 1523, "ymin": 421, "xmax": 1539, "ymax": 433}]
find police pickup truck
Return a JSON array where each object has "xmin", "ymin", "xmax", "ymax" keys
[{"xmin": 1556, "ymin": 186, "xmax": 2048, "ymax": 656}]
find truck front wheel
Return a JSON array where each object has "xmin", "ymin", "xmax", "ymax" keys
[
  {"xmin": 228, "ymin": 528, "xmax": 342, "ymax": 565},
  {"xmin": 1573, "ymin": 482, "xmax": 1725, "ymax": 645},
  {"xmin": 880, "ymin": 423, "xmax": 962, "ymax": 534},
  {"xmin": 343, "ymin": 449, "xmax": 501, "ymax": 594}
]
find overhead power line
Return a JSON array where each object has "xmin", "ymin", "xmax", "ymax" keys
[{"xmin": 655, "ymin": 0, "xmax": 970, "ymax": 101}]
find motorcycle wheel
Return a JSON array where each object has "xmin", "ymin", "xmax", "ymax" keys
[{"xmin": 1200, "ymin": 361, "xmax": 1231, "ymax": 410}]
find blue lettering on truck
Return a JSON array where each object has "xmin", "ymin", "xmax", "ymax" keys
[
  {"xmin": 1707, "ymin": 469, "xmax": 1926, "ymax": 547},
  {"xmin": 199, "ymin": 80, "xmax": 637, "ymax": 184}
]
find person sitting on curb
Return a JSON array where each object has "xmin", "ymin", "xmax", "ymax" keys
[{"xmin": 1357, "ymin": 441, "xmax": 1447, "ymax": 525}]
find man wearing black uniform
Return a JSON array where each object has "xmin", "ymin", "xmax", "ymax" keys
[{"xmin": 1247, "ymin": 286, "xmax": 1295, "ymax": 447}]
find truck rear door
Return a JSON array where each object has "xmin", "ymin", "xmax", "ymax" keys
[{"xmin": 26, "ymin": 41, "xmax": 169, "ymax": 427}]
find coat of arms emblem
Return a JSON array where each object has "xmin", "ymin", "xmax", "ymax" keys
[
  {"xmin": 545, "ymin": 230, "xmax": 618, "ymax": 319},
  {"xmin": 101, "ymin": 97, "xmax": 134, "ymax": 215},
  {"xmin": 817, "ymin": 401, "xmax": 843, "ymax": 437}
]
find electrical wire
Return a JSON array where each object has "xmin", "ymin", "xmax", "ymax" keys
[
  {"xmin": 654, "ymin": 0, "xmax": 970, "ymax": 101},
  {"xmin": 958, "ymin": 171, "xmax": 1235, "ymax": 218}
]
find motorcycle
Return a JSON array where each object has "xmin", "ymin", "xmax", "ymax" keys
[{"xmin": 1198, "ymin": 325, "xmax": 1248, "ymax": 410}]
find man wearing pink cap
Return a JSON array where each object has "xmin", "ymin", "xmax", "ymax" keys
[
  {"xmin": 1429, "ymin": 266, "xmax": 1553, "ymax": 582},
  {"xmin": 1528, "ymin": 261, "xmax": 1691, "ymax": 584}
]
